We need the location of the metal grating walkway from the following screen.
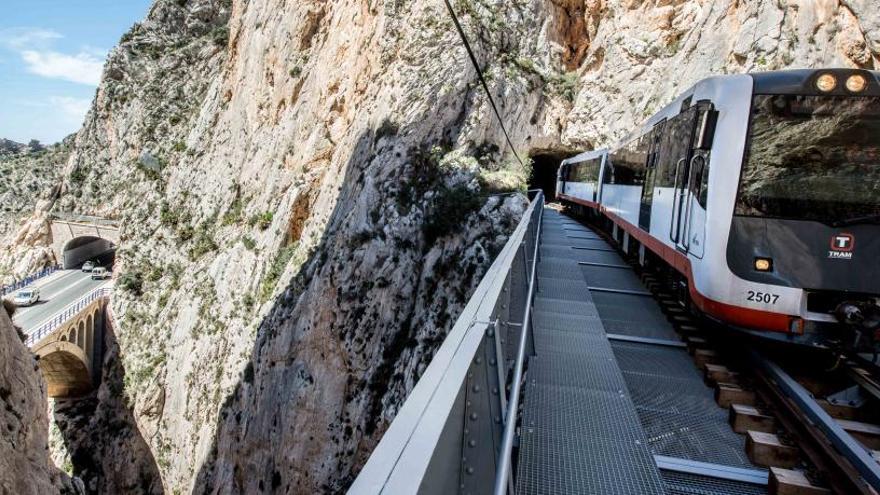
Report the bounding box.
[516,209,666,495]
[516,208,767,495]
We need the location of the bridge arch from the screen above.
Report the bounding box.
[61,235,116,269]
[34,342,92,397]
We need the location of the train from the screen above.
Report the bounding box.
[556,69,880,351]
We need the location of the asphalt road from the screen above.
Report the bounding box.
[11,270,107,333]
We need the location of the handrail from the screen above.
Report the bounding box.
[350,191,544,494]
[25,284,113,347]
[50,212,119,226]
[494,191,543,495]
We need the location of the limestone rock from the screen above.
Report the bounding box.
[0,306,79,494]
[0,0,876,493]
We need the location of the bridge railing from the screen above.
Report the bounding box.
[1,265,61,297]
[25,285,113,347]
[50,212,119,227]
[350,191,544,495]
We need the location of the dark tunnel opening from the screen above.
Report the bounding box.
[529,152,570,202]
[62,236,117,270]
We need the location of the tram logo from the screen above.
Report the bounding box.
[828,233,854,259]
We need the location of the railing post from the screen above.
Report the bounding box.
[460,324,506,494]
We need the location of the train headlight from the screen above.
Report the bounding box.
[816,73,837,92]
[846,74,868,93]
[754,257,773,272]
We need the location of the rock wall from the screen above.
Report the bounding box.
[0,139,67,284]
[51,320,164,495]
[0,303,79,494]
[1,0,877,493]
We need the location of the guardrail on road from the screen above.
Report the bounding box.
[25,285,113,347]
[1,265,61,296]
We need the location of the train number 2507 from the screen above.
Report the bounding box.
[747,290,779,304]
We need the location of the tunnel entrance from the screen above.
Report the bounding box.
[62,236,116,270]
[529,152,569,202]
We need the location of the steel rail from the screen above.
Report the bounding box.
[493,192,543,495]
[751,350,880,492]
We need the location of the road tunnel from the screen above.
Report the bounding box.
[528,152,569,202]
[62,236,116,269]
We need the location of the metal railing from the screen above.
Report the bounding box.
[494,192,542,495]
[50,212,119,227]
[1,265,61,296]
[350,190,544,495]
[25,285,113,347]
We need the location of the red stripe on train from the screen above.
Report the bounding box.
[558,196,800,334]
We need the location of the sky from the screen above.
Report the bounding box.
[0,0,153,144]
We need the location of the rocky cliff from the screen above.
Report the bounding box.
[0,303,80,494]
[1,0,878,493]
[0,138,67,284]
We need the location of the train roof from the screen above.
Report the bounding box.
[614,68,880,148]
[750,68,880,94]
[560,148,608,165]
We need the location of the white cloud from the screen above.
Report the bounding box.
[49,96,92,123]
[0,27,106,86]
[0,28,62,50]
[21,50,104,85]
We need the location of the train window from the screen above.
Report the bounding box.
[737,94,880,224]
[568,157,601,183]
[691,155,709,207]
[654,107,698,188]
[608,137,648,185]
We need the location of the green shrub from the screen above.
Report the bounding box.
[211,26,229,46]
[243,362,254,383]
[118,271,144,296]
[70,167,87,184]
[242,236,256,250]
[223,204,241,226]
[178,224,195,241]
[260,245,297,301]
[249,211,273,230]
[423,185,482,244]
[189,229,218,259]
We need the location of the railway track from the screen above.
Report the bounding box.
[563,205,880,495]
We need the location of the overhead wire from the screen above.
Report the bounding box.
[442,0,525,167]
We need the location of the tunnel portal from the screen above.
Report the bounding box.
[62,236,116,269]
[528,152,570,202]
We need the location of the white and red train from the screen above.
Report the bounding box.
[557,69,880,349]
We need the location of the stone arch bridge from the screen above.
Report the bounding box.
[49,213,120,269]
[27,287,110,397]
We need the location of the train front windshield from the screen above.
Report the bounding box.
[736,94,880,225]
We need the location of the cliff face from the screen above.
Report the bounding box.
[0,139,67,284]
[1,0,877,493]
[0,304,80,494]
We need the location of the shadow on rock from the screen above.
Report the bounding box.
[53,322,164,495]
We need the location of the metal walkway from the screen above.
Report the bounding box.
[351,197,768,495]
[516,209,666,495]
[517,208,767,495]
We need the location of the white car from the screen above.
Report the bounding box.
[91,267,111,280]
[13,288,40,306]
[82,261,96,272]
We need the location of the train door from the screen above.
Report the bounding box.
[681,104,717,257]
[673,102,717,254]
[668,107,701,250]
[639,125,664,230]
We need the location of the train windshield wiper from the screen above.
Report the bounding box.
[831,213,880,227]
